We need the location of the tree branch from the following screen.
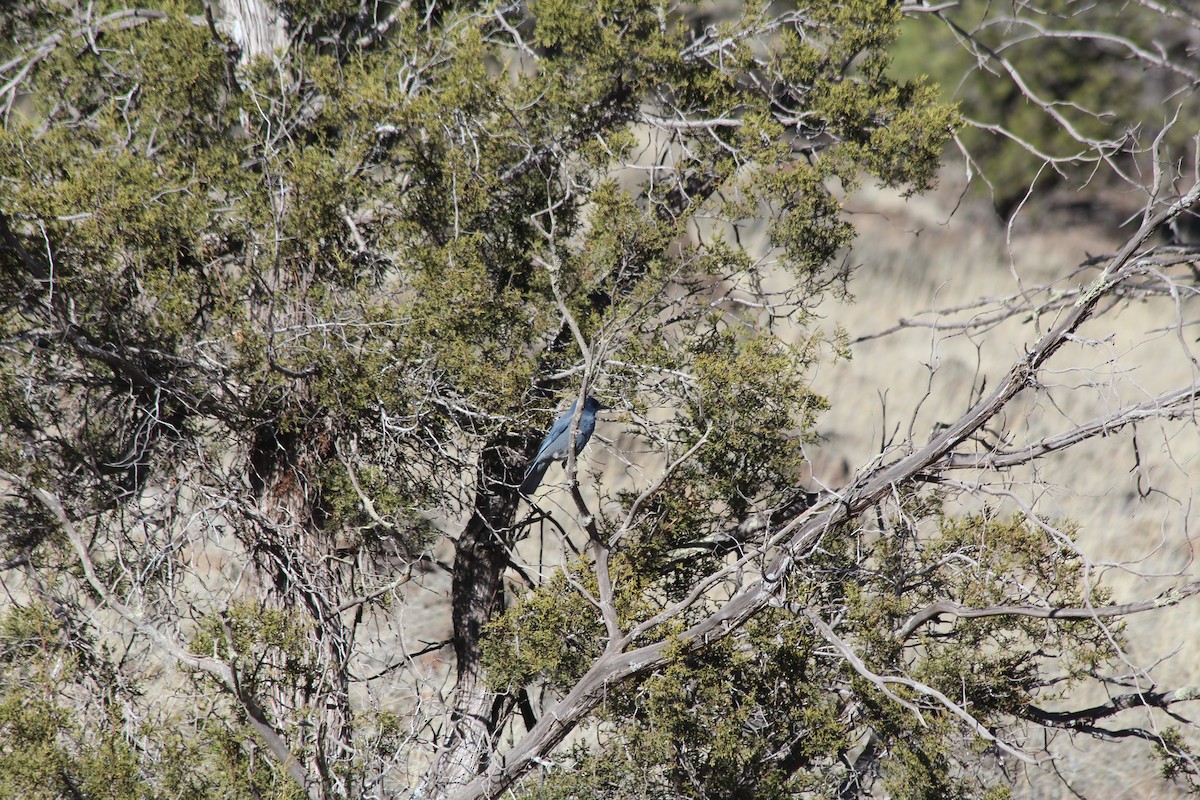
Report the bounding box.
[937,385,1200,471]
[1026,686,1200,728]
[804,609,1039,765]
[898,580,1200,641]
[0,9,170,115]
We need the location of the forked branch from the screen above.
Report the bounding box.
[898,580,1200,640]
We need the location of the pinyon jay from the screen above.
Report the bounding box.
[519,396,602,496]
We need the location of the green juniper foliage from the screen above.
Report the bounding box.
[493,509,1124,800]
[18,0,1187,798]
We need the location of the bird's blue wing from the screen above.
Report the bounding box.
[521,398,597,496]
[533,399,577,462]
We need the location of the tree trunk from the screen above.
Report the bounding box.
[423,440,523,798]
[247,421,355,800]
[216,0,288,61]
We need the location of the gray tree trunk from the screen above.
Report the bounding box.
[422,442,524,798]
[216,0,288,61]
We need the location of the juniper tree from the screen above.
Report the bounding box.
[1,2,1199,800]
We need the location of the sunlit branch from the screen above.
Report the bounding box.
[0,9,170,115]
[938,384,1200,471]
[898,580,1200,640]
[805,609,1039,765]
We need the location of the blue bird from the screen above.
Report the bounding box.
[519,396,602,496]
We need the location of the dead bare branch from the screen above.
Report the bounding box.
[939,384,1200,471]
[898,580,1200,641]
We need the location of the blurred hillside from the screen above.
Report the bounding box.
[892,0,1200,223]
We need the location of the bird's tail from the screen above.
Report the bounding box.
[519,459,551,496]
